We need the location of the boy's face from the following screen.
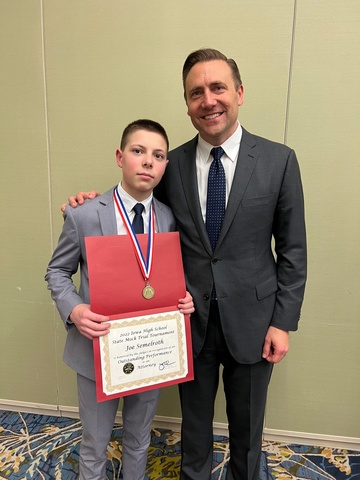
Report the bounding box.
[116,130,169,201]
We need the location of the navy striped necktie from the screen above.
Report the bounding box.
[206,147,226,251]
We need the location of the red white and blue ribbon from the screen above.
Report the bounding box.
[113,186,154,283]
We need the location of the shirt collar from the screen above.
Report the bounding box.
[198,122,243,163]
[117,183,153,213]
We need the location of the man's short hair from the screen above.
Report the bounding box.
[182,48,242,98]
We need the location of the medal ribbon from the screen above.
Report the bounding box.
[113,187,154,283]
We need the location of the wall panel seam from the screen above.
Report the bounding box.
[40,0,53,250]
[40,0,61,408]
[284,0,297,146]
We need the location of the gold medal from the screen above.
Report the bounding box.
[142,282,155,299]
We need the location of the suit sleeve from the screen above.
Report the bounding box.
[271,149,307,331]
[45,207,85,328]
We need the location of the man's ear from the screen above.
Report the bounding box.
[237,85,245,107]
[116,149,123,168]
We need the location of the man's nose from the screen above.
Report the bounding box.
[202,90,216,108]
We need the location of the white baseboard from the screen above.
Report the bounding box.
[1,399,359,452]
[0,399,60,416]
[263,428,360,451]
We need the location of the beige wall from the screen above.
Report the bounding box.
[1,0,359,439]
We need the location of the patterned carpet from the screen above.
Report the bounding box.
[0,410,359,479]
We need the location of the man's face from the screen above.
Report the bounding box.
[116,130,168,201]
[185,60,244,146]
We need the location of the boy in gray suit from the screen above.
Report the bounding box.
[46,119,194,480]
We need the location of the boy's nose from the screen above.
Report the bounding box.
[143,155,153,167]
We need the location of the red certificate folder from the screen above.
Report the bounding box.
[85,232,193,401]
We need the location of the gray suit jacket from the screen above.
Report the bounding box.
[45,187,176,380]
[155,128,307,364]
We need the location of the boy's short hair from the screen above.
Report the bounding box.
[120,119,169,152]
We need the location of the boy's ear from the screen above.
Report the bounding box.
[116,149,123,168]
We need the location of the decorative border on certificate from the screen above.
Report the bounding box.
[99,310,188,397]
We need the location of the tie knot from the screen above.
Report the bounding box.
[210,147,224,163]
[133,203,144,215]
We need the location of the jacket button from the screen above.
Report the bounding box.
[212,258,218,264]
[203,293,210,301]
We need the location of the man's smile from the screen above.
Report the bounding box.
[202,112,223,120]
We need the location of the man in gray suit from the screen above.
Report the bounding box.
[155,49,306,480]
[46,119,194,480]
[65,48,307,480]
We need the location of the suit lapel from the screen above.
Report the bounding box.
[98,189,171,236]
[217,128,258,246]
[178,131,259,252]
[178,137,213,253]
[97,188,117,236]
[177,132,259,253]
[153,198,168,232]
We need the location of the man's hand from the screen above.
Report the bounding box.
[262,326,289,364]
[61,191,100,214]
[70,303,110,340]
[178,291,195,315]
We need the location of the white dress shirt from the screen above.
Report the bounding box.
[114,183,153,234]
[196,123,243,221]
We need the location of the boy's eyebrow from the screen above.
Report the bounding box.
[130,143,166,154]
[128,143,148,151]
[153,149,167,156]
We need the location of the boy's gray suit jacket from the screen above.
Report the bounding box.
[45,187,176,380]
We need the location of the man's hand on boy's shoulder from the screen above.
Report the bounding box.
[69,303,110,340]
[61,191,101,215]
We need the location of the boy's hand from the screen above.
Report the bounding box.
[70,304,110,340]
[61,191,100,214]
[178,291,195,315]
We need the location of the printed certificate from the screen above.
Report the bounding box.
[94,310,191,400]
[86,232,194,401]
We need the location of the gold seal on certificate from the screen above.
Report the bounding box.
[142,283,155,299]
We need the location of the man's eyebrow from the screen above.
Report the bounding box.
[210,81,227,88]
[188,85,203,95]
[188,81,226,94]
